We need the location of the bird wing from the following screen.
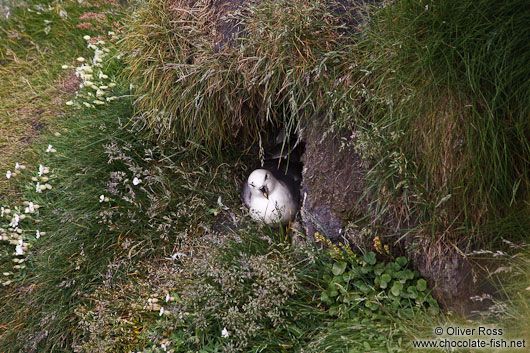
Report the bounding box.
[241,178,252,208]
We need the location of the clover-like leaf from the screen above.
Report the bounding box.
[396,256,408,267]
[362,252,377,265]
[391,282,403,296]
[416,279,427,292]
[407,285,418,299]
[332,261,347,276]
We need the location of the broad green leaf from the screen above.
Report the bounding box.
[416,279,427,292]
[391,282,403,296]
[320,290,329,303]
[396,256,408,267]
[363,252,377,265]
[332,261,348,276]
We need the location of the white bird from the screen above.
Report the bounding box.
[242,166,300,225]
[241,128,303,225]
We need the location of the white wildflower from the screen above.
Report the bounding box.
[1,207,4,217]
[170,252,186,260]
[38,164,44,176]
[221,328,229,338]
[132,177,141,185]
[76,57,85,62]
[46,144,56,153]
[99,195,105,203]
[83,35,91,41]
[93,100,105,105]
[15,239,24,255]
[9,214,19,228]
[65,100,74,106]
[83,102,91,108]
[36,182,42,193]
[159,306,164,316]
[61,64,69,69]
[36,230,40,239]
[59,9,67,18]
[108,82,116,88]
[6,170,11,179]
[217,196,229,210]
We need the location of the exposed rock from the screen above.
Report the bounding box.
[300,119,368,243]
[409,238,497,315]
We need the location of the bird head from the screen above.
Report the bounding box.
[247,169,275,199]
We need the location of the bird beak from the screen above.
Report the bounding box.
[260,186,269,199]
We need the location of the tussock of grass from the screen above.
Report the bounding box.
[122,0,359,153]
[344,0,530,241]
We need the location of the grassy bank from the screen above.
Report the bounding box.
[0,0,528,352]
[0,0,121,200]
[123,0,530,246]
[0,15,440,350]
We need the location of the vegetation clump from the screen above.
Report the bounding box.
[124,0,530,245]
[0,0,529,352]
[122,0,357,151]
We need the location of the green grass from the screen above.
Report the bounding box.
[340,0,530,243]
[489,246,530,342]
[0,0,121,200]
[121,0,356,154]
[0,74,243,351]
[1,0,529,352]
[123,0,530,247]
